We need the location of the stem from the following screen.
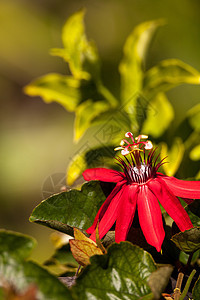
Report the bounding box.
[180,270,196,300]
[98,83,118,107]
[174,272,184,300]
[186,252,194,269]
[75,265,81,277]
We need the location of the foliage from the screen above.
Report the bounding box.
[1,10,200,300]
[24,10,200,186]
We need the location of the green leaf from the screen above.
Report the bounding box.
[141,93,174,138]
[0,255,72,300]
[185,200,200,227]
[30,181,106,234]
[160,137,185,176]
[190,144,200,161]
[148,266,173,300]
[46,244,78,267]
[24,74,80,112]
[119,19,165,103]
[67,146,115,186]
[179,249,200,265]
[143,59,200,100]
[72,242,157,300]
[192,277,200,300]
[51,10,100,81]
[74,99,110,141]
[0,229,36,260]
[171,227,200,253]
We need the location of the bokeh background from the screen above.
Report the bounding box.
[1,0,200,262]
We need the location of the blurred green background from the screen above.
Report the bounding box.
[1,0,200,262]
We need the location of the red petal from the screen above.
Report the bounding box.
[115,184,138,242]
[160,175,200,199]
[148,178,193,232]
[83,168,124,182]
[89,185,126,241]
[137,185,165,252]
[86,181,125,234]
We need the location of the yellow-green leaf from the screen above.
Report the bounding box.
[69,228,103,266]
[51,10,100,81]
[119,19,165,103]
[143,59,200,99]
[160,137,185,176]
[74,228,93,243]
[141,93,174,138]
[190,144,200,161]
[74,99,110,141]
[24,73,80,112]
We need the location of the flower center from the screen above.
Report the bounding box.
[128,163,153,184]
[115,132,166,184]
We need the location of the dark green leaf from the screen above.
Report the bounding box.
[30,181,106,234]
[143,59,200,100]
[186,200,200,227]
[0,229,36,260]
[72,242,157,300]
[171,227,200,253]
[148,266,173,300]
[0,254,72,300]
[24,74,80,112]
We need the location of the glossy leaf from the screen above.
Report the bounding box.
[69,228,103,266]
[141,93,174,138]
[30,181,106,234]
[51,10,100,81]
[72,242,157,300]
[160,137,185,176]
[171,227,200,253]
[24,74,80,112]
[119,19,165,102]
[0,230,36,260]
[143,59,200,100]
[0,255,72,300]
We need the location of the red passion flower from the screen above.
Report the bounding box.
[82,132,200,252]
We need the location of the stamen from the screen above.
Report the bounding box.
[114,132,153,157]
